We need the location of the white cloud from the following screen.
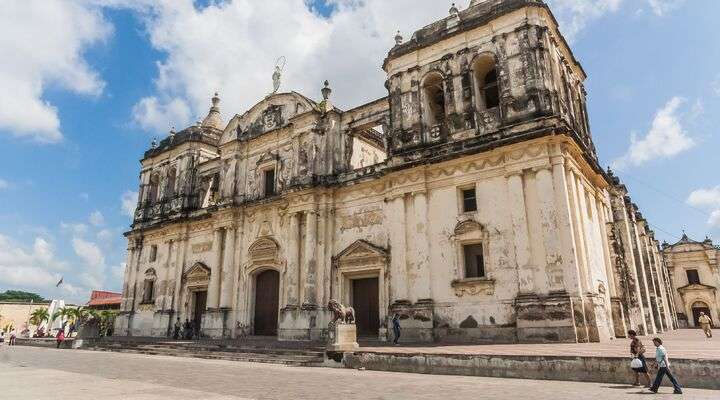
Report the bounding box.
[121,190,139,218]
[712,75,720,97]
[0,235,67,290]
[0,0,112,143]
[89,210,105,227]
[612,97,695,168]
[72,237,105,267]
[0,179,8,190]
[687,186,720,227]
[647,0,686,16]
[547,0,624,41]
[60,222,89,236]
[97,228,114,243]
[132,96,192,134]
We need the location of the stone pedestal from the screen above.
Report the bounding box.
[278,306,330,341]
[152,310,172,337]
[515,293,579,343]
[389,299,435,342]
[326,323,359,352]
[201,309,225,338]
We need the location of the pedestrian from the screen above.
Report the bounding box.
[9,329,16,346]
[0,331,4,345]
[648,338,682,394]
[173,318,181,340]
[628,330,651,387]
[698,312,713,338]
[55,329,65,349]
[392,314,401,345]
[183,319,193,340]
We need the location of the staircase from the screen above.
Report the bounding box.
[83,337,326,367]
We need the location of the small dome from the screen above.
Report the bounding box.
[201,92,224,130]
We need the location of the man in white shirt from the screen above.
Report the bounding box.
[649,337,683,394]
[698,312,713,338]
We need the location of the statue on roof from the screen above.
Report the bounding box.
[272,56,286,94]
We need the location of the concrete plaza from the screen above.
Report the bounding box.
[1,345,717,399]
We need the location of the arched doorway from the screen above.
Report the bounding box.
[691,301,711,327]
[254,269,280,336]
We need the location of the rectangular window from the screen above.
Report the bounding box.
[686,269,700,285]
[463,244,485,278]
[264,169,276,197]
[462,188,477,212]
[149,245,158,262]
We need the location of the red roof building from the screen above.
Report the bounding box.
[87,290,122,310]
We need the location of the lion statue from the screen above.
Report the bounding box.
[328,299,355,326]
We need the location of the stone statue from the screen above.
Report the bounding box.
[328,299,355,326]
[272,56,286,94]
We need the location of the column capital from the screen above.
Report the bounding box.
[505,169,524,178]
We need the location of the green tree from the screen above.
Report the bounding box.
[29,308,50,327]
[0,290,47,302]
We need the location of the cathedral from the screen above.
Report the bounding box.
[115,0,678,343]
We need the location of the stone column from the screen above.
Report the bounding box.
[303,211,318,307]
[285,213,300,307]
[550,158,581,295]
[507,171,534,294]
[388,195,408,303]
[207,228,224,309]
[316,207,328,307]
[533,167,556,293]
[410,191,431,301]
[220,226,236,309]
[121,247,135,311]
[631,223,657,334]
[172,234,187,314]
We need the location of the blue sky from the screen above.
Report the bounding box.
[0,0,718,303]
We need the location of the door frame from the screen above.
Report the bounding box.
[351,276,381,336]
[333,240,388,339]
[251,267,281,336]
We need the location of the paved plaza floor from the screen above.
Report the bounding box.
[361,329,719,359]
[1,345,717,399]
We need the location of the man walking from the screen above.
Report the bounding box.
[698,312,713,338]
[392,314,401,345]
[649,338,682,394]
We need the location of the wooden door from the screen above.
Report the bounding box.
[193,291,207,336]
[254,270,280,336]
[352,278,379,337]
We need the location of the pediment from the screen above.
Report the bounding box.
[183,262,210,281]
[678,283,716,293]
[336,240,388,263]
[248,237,279,262]
[454,219,484,236]
[220,92,317,145]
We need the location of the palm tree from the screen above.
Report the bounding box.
[64,306,89,336]
[29,308,50,331]
[98,310,117,337]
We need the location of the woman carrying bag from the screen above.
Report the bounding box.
[628,330,651,387]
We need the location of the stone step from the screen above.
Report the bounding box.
[91,343,325,357]
[84,345,325,367]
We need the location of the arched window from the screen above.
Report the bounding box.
[141,268,157,304]
[422,73,446,126]
[147,173,160,203]
[166,168,177,199]
[473,56,500,110]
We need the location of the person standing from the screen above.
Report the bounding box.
[0,331,4,345]
[698,312,713,338]
[173,318,181,340]
[9,329,17,346]
[392,314,401,345]
[628,330,651,387]
[55,329,65,349]
[649,338,682,394]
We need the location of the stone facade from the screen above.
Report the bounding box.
[662,235,719,328]
[115,0,676,343]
